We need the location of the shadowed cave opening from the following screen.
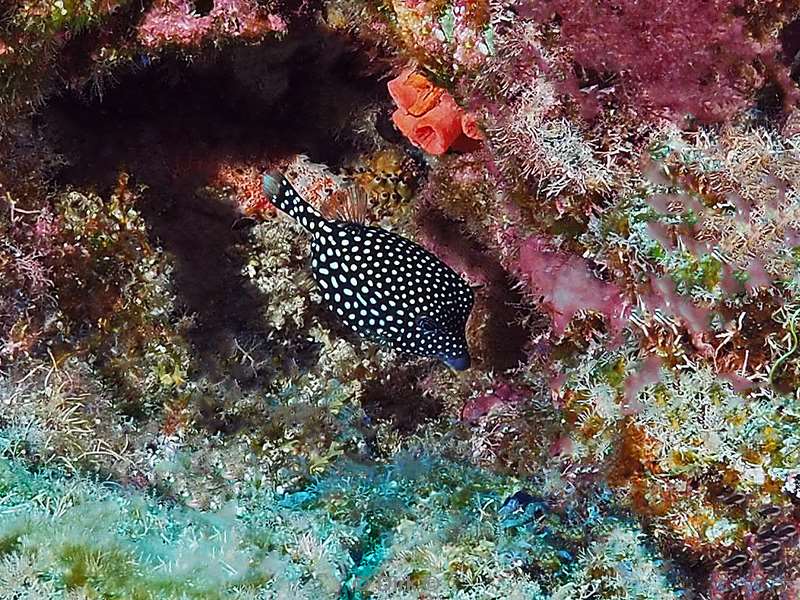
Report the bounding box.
[41,27,387,391]
[415,208,533,372]
[38,23,532,436]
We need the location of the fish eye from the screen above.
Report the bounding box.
[416,315,438,333]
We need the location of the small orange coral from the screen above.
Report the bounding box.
[387,68,484,155]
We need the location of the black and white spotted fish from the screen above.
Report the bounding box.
[262,171,474,370]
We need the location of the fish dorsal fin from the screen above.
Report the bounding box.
[336,186,371,224]
[319,185,371,224]
[262,171,329,233]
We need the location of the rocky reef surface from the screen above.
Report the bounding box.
[3,0,800,597]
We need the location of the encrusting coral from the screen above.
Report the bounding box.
[3,0,800,598]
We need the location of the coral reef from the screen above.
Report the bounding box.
[3,0,800,598]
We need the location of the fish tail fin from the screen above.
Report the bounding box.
[262,171,328,232]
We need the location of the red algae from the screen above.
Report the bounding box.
[744,258,771,293]
[517,237,629,337]
[623,355,662,414]
[212,161,277,219]
[138,0,285,48]
[461,382,530,422]
[524,0,791,123]
[642,276,714,343]
[138,0,214,48]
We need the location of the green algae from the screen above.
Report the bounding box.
[0,436,686,599]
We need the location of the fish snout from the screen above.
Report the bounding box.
[442,353,471,371]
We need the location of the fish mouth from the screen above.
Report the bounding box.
[442,353,471,371]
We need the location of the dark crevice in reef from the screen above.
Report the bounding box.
[479,282,532,371]
[781,16,800,82]
[40,27,389,386]
[58,1,149,87]
[753,82,788,125]
[361,368,443,434]
[654,537,715,594]
[193,0,214,16]
[415,209,531,372]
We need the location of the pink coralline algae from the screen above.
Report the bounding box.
[138,0,211,48]
[517,237,629,337]
[387,68,485,155]
[461,382,530,422]
[525,0,793,123]
[138,0,286,49]
[744,258,771,293]
[641,275,715,356]
[623,355,662,414]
